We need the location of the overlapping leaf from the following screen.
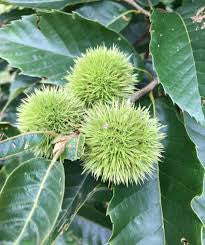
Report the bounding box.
[184,109,205,166]
[57,205,111,245]
[0,11,141,84]
[178,1,205,96]
[150,9,204,123]
[0,157,65,244]
[108,99,204,245]
[108,169,164,245]
[184,109,205,228]
[9,74,39,102]
[157,99,203,244]
[46,161,99,242]
[77,0,131,32]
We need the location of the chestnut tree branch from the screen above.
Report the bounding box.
[129,78,158,103]
[123,0,151,17]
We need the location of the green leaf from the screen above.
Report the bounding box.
[0,157,65,244]
[178,2,205,97]
[0,122,19,139]
[46,161,99,242]
[108,169,164,245]
[137,0,159,6]
[0,8,34,24]
[63,134,85,161]
[0,11,141,84]
[0,152,34,192]
[57,205,111,245]
[4,0,98,9]
[184,109,205,166]
[1,74,39,114]
[0,132,46,160]
[203,229,205,244]
[9,74,39,102]
[150,9,204,123]
[184,109,205,227]
[108,98,204,245]
[77,0,131,33]
[192,181,205,227]
[160,0,175,3]
[87,186,112,205]
[157,98,204,244]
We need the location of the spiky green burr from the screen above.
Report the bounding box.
[17,87,85,157]
[66,46,137,107]
[81,101,164,185]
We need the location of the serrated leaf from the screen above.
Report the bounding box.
[108,169,164,245]
[77,1,131,33]
[184,109,205,166]
[157,99,204,244]
[46,161,99,242]
[4,0,98,9]
[192,181,205,227]
[184,109,205,228]
[178,2,205,97]
[108,98,204,245]
[0,157,65,244]
[0,11,141,84]
[150,9,204,123]
[0,132,47,160]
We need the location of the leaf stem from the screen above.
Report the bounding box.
[123,0,150,17]
[149,91,156,116]
[129,78,158,103]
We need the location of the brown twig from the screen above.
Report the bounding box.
[123,0,150,17]
[129,78,158,103]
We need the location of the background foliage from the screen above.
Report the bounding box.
[0,0,205,244]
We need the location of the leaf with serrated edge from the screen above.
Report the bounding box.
[184,109,205,166]
[157,99,203,244]
[184,109,205,228]
[0,157,65,244]
[108,98,204,245]
[108,168,164,245]
[0,11,141,84]
[178,1,205,97]
[150,9,204,123]
[76,0,131,33]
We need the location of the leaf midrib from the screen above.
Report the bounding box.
[13,158,55,245]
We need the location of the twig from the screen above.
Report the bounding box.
[129,78,158,103]
[123,0,150,17]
